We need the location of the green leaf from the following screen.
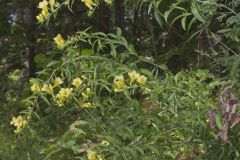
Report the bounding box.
[110,43,117,58]
[148,2,153,15]
[140,69,153,77]
[61,140,76,149]
[154,9,163,28]
[191,2,206,23]
[181,16,187,30]
[164,9,172,22]
[81,49,94,55]
[216,113,223,129]
[105,136,122,147]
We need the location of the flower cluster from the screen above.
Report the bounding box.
[84,140,109,160]
[113,70,148,93]
[10,115,27,134]
[36,0,59,22]
[36,0,48,22]
[31,76,94,108]
[87,150,104,160]
[81,87,93,108]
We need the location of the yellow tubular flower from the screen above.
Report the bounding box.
[86,87,91,94]
[49,0,55,9]
[36,14,44,22]
[82,92,88,98]
[83,102,92,108]
[97,155,104,160]
[38,0,49,16]
[14,127,22,134]
[65,88,73,96]
[38,0,48,9]
[128,70,140,85]
[87,150,97,160]
[31,83,41,93]
[81,0,96,10]
[72,77,83,89]
[137,75,147,85]
[10,116,21,127]
[41,84,53,95]
[56,93,65,101]
[37,0,49,23]
[56,88,73,101]
[53,77,63,88]
[41,8,49,17]
[53,34,65,47]
[113,75,126,92]
[10,116,27,134]
[101,140,110,146]
[114,75,124,83]
[115,80,125,88]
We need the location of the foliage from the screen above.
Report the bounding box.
[1,0,240,160]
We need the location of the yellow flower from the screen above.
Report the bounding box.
[42,7,49,16]
[60,88,73,98]
[82,87,91,98]
[56,88,73,100]
[53,77,63,88]
[83,102,92,108]
[31,83,41,93]
[87,150,97,160]
[41,84,53,95]
[36,14,44,22]
[14,127,22,134]
[72,77,83,89]
[113,75,126,92]
[86,87,91,94]
[38,0,48,10]
[39,0,49,16]
[137,75,147,85]
[81,0,96,10]
[53,34,65,47]
[128,70,140,85]
[37,0,49,22]
[97,155,104,160]
[82,92,88,98]
[114,75,124,82]
[10,116,27,134]
[56,92,65,101]
[56,100,64,107]
[101,140,109,146]
[49,0,55,9]
[10,116,22,127]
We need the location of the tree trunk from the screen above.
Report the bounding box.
[24,1,36,78]
[114,0,125,33]
[98,3,111,33]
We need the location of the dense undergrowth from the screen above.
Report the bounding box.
[1,0,240,160]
